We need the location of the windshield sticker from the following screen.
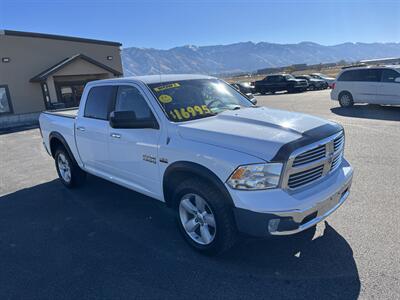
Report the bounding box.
[158,94,173,104]
[154,83,180,92]
[168,105,212,120]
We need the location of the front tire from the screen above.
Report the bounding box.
[339,92,354,108]
[55,147,86,188]
[173,178,237,255]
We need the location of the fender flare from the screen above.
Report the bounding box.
[163,161,234,207]
[49,131,79,165]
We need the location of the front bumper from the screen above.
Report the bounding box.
[231,160,353,237]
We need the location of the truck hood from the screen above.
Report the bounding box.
[177,107,342,161]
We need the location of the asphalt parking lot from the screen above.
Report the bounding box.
[0,89,399,299]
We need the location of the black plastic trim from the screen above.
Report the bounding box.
[48,132,78,165]
[163,161,234,207]
[271,123,343,162]
[233,207,299,237]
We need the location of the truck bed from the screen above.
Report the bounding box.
[39,108,81,163]
[43,108,78,118]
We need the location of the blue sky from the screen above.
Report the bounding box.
[0,0,399,49]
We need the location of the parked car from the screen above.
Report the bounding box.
[230,82,257,105]
[309,73,336,88]
[295,75,328,90]
[230,82,255,94]
[254,74,308,94]
[39,74,353,255]
[331,65,400,107]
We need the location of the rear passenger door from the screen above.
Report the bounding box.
[352,69,381,103]
[377,69,400,104]
[107,84,162,198]
[75,85,116,174]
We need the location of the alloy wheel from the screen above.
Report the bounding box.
[179,193,216,245]
[57,153,71,183]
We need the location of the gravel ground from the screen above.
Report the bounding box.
[0,89,399,299]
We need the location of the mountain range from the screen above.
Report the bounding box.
[122,41,400,76]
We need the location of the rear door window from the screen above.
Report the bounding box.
[338,69,382,82]
[84,86,116,120]
[359,69,382,82]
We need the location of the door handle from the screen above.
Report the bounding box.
[110,133,121,139]
[76,126,85,132]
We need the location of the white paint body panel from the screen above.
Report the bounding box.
[40,74,352,219]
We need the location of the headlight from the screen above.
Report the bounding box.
[227,163,283,190]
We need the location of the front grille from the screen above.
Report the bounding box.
[330,154,342,171]
[334,134,344,152]
[288,164,324,189]
[283,131,344,189]
[292,144,326,167]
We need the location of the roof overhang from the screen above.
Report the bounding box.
[30,54,123,82]
[1,29,122,47]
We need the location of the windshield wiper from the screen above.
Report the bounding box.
[225,104,241,110]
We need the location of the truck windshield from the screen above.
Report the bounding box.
[148,79,253,122]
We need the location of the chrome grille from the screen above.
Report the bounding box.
[292,144,326,167]
[330,154,342,171]
[282,131,344,189]
[288,164,324,189]
[333,134,344,152]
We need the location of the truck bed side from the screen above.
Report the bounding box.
[39,109,82,166]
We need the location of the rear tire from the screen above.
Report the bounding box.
[55,147,86,188]
[339,92,354,108]
[173,178,237,255]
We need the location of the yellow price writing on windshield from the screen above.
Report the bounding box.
[169,105,212,120]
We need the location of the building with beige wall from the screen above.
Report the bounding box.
[0,30,123,128]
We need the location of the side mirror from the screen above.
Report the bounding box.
[395,77,400,83]
[246,93,257,105]
[109,111,158,129]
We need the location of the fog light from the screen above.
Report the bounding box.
[268,218,280,233]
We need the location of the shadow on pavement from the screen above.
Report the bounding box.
[0,176,360,299]
[331,105,400,121]
[0,124,39,135]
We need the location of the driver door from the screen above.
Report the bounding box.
[107,84,162,198]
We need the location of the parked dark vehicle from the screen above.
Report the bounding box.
[295,75,328,90]
[230,82,257,105]
[230,82,255,94]
[253,74,308,94]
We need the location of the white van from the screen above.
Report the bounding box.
[331,66,400,107]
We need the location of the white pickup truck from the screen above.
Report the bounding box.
[39,74,353,255]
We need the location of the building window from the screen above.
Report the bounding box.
[2,57,10,63]
[41,83,52,109]
[107,56,113,60]
[0,85,13,114]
